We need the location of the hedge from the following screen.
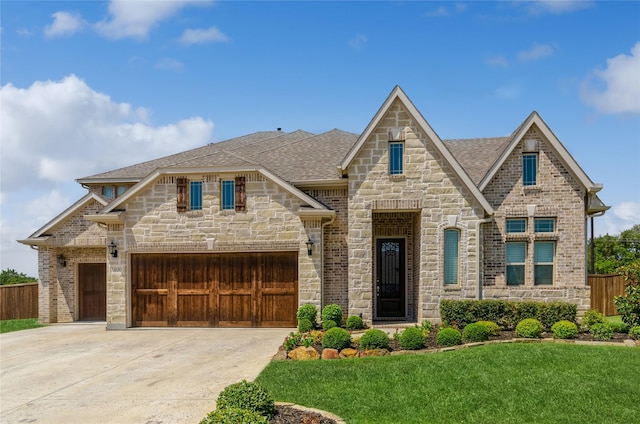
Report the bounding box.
[440,299,577,329]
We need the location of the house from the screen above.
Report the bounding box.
[19,86,609,329]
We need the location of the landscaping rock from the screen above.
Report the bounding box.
[288,346,320,360]
[339,348,359,359]
[322,348,340,360]
[361,348,388,357]
[272,346,288,361]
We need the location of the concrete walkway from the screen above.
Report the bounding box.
[0,323,291,424]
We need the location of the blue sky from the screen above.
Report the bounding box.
[1,0,639,276]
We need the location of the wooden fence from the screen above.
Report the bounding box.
[0,282,38,320]
[588,274,626,316]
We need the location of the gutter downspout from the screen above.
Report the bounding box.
[477,217,494,300]
[320,214,336,309]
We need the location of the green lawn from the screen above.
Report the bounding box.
[0,318,44,334]
[257,343,640,423]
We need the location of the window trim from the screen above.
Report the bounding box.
[389,142,404,176]
[443,228,460,285]
[221,180,235,210]
[534,218,555,233]
[523,153,538,186]
[506,218,527,233]
[506,242,526,286]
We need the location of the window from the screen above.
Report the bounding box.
[523,154,537,186]
[116,186,128,197]
[102,186,114,199]
[190,181,202,211]
[506,218,527,233]
[534,241,554,285]
[443,229,460,285]
[506,242,526,285]
[535,218,555,233]
[222,180,235,210]
[389,142,404,175]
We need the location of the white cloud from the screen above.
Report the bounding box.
[517,42,555,62]
[526,0,593,15]
[580,42,640,115]
[425,6,449,17]
[487,55,510,68]
[44,11,86,38]
[596,202,640,236]
[155,58,184,72]
[179,26,229,45]
[95,0,209,40]
[0,74,213,193]
[349,34,367,50]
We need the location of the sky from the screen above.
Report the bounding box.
[1,0,639,277]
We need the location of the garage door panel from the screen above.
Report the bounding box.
[261,293,297,327]
[219,294,252,327]
[135,293,168,326]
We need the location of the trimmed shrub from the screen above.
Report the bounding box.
[417,320,433,335]
[614,284,640,328]
[515,318,543,338]
[582,309,606,329]
[436,327,462,347]
[199,407,269,424]
[346,315,365,330]
[322,327,351,350]
[283,332,301,351]
[297,318,313,333]
[359,328,390,350]
[476,320,500,336]
[590,323,613,341]
[322,320,337,330]
[296,304,318,328]
[321,304,343,327]
[608,322,629,334]
[215,380,275,420]
[551,320,578,339]
[629,325,640,340]
[399,327,425,350]
[462,323,490,342]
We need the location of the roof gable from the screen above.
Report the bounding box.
[340,85,494,215]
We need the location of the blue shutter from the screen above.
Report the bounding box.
[190,181,202,210]
[222,180,235,210]
[444,229,459,285]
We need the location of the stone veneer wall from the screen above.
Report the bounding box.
[37,199,107,323]
[106,172,323,328]
[347,100,485,323]
[303,189,349,312]
[481,126,590,314]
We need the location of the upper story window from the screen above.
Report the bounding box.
[222,180,235,210]
[102,186,114,199]
[189,181,202,211]
[506,218,527,233]
[523,153,538,186]
[103,186,128,199]
[534,218,555,233]
[443,229,460,285]
[389,142,404,175]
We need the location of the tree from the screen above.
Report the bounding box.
[591,224,640,274]
[0,269,37,285]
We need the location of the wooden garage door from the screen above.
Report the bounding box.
[78,263,106,321]
[131,252,297,328]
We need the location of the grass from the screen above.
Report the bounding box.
[0,318,44,334]
[257,343,640,423]
[605,315,624,325]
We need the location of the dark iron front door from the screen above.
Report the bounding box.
[376,239,405,318]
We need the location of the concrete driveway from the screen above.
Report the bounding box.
[0,323,291,424]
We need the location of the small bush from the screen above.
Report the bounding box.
[551,320,578,339]
[614,284,640,328]
[475,320,500,336]
[462,323,490,342]
[399,327,425,350]
[308,330,323,345]
[582,309,606,329]
[283,332,301,351]
[296,304,318,328]
[322,327,351,350]
[321,304,343,327]
[589,323,613,341]
[297,318,313,333]
[629,325,640,340]
[346,315,365,330]
[515,318,543,338]
[608,322,629,334]
[436,327,462,347]
[199,407,269,424]
[322,320,337,330]
[215,380,275,420]
[359,329,390,350]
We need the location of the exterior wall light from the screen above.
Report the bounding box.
[305,237,314,256]
[108,241,118,258]
[57,254,66,267]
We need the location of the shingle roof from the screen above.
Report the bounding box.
[78,128,514,187]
